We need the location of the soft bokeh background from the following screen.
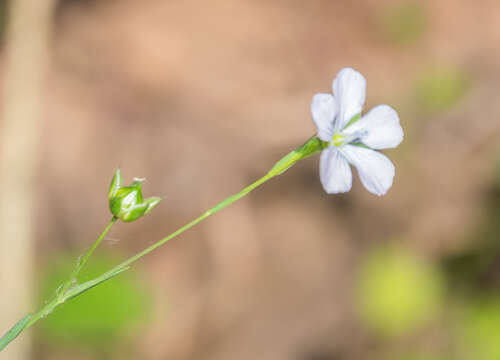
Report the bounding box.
[1,0,500,359]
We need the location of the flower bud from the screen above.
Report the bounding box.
[108,169,162,222]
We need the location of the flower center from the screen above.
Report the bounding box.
[331,133,345,147]
[330,130,367,148]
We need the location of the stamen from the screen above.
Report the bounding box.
[331,134,345,147]
[330,130,367,147]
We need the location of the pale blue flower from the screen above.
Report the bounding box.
[311,68,403,196]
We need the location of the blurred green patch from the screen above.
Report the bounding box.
[442,157,500,289]
[459,296,500,360]
[378,2,426,45]
[416,68,470,113]
[38,253,151,348]
[356,245,444,337]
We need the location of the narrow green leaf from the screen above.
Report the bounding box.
[62,266,130,302]
[0,314,32,352]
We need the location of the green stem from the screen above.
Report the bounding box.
[112,173,271,270]
[89,136,327,283]
[22,217,118,331]
[0,217,119,351]
[58,216,118,297]
[0,135,327,352]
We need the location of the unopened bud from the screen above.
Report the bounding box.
[108,169,162,222]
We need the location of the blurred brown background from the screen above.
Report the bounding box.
[1,0,500,359]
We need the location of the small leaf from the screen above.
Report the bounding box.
[62,266,130,302]
[0,314,32,352]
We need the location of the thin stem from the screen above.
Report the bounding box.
[58,216,118,297]
[76,136,327,289]
[0,135,327,352]
[25,217,118,330]
[24,299,57,330]
[22,173,274,333]
[110,173,273,274]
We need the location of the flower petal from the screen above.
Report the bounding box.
[339,145,395,196]
[344,104,403,149]
[311,93,337,141]
[333,67,366,131]
[319,147,352,194]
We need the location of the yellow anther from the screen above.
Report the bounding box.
[331,133,345,147]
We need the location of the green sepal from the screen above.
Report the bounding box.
[144,197,163,215]
[108,168,122,199]
[119,203,148,222]
[343,112,361,130]
[269,136,328,176]
[349,142,370,149]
